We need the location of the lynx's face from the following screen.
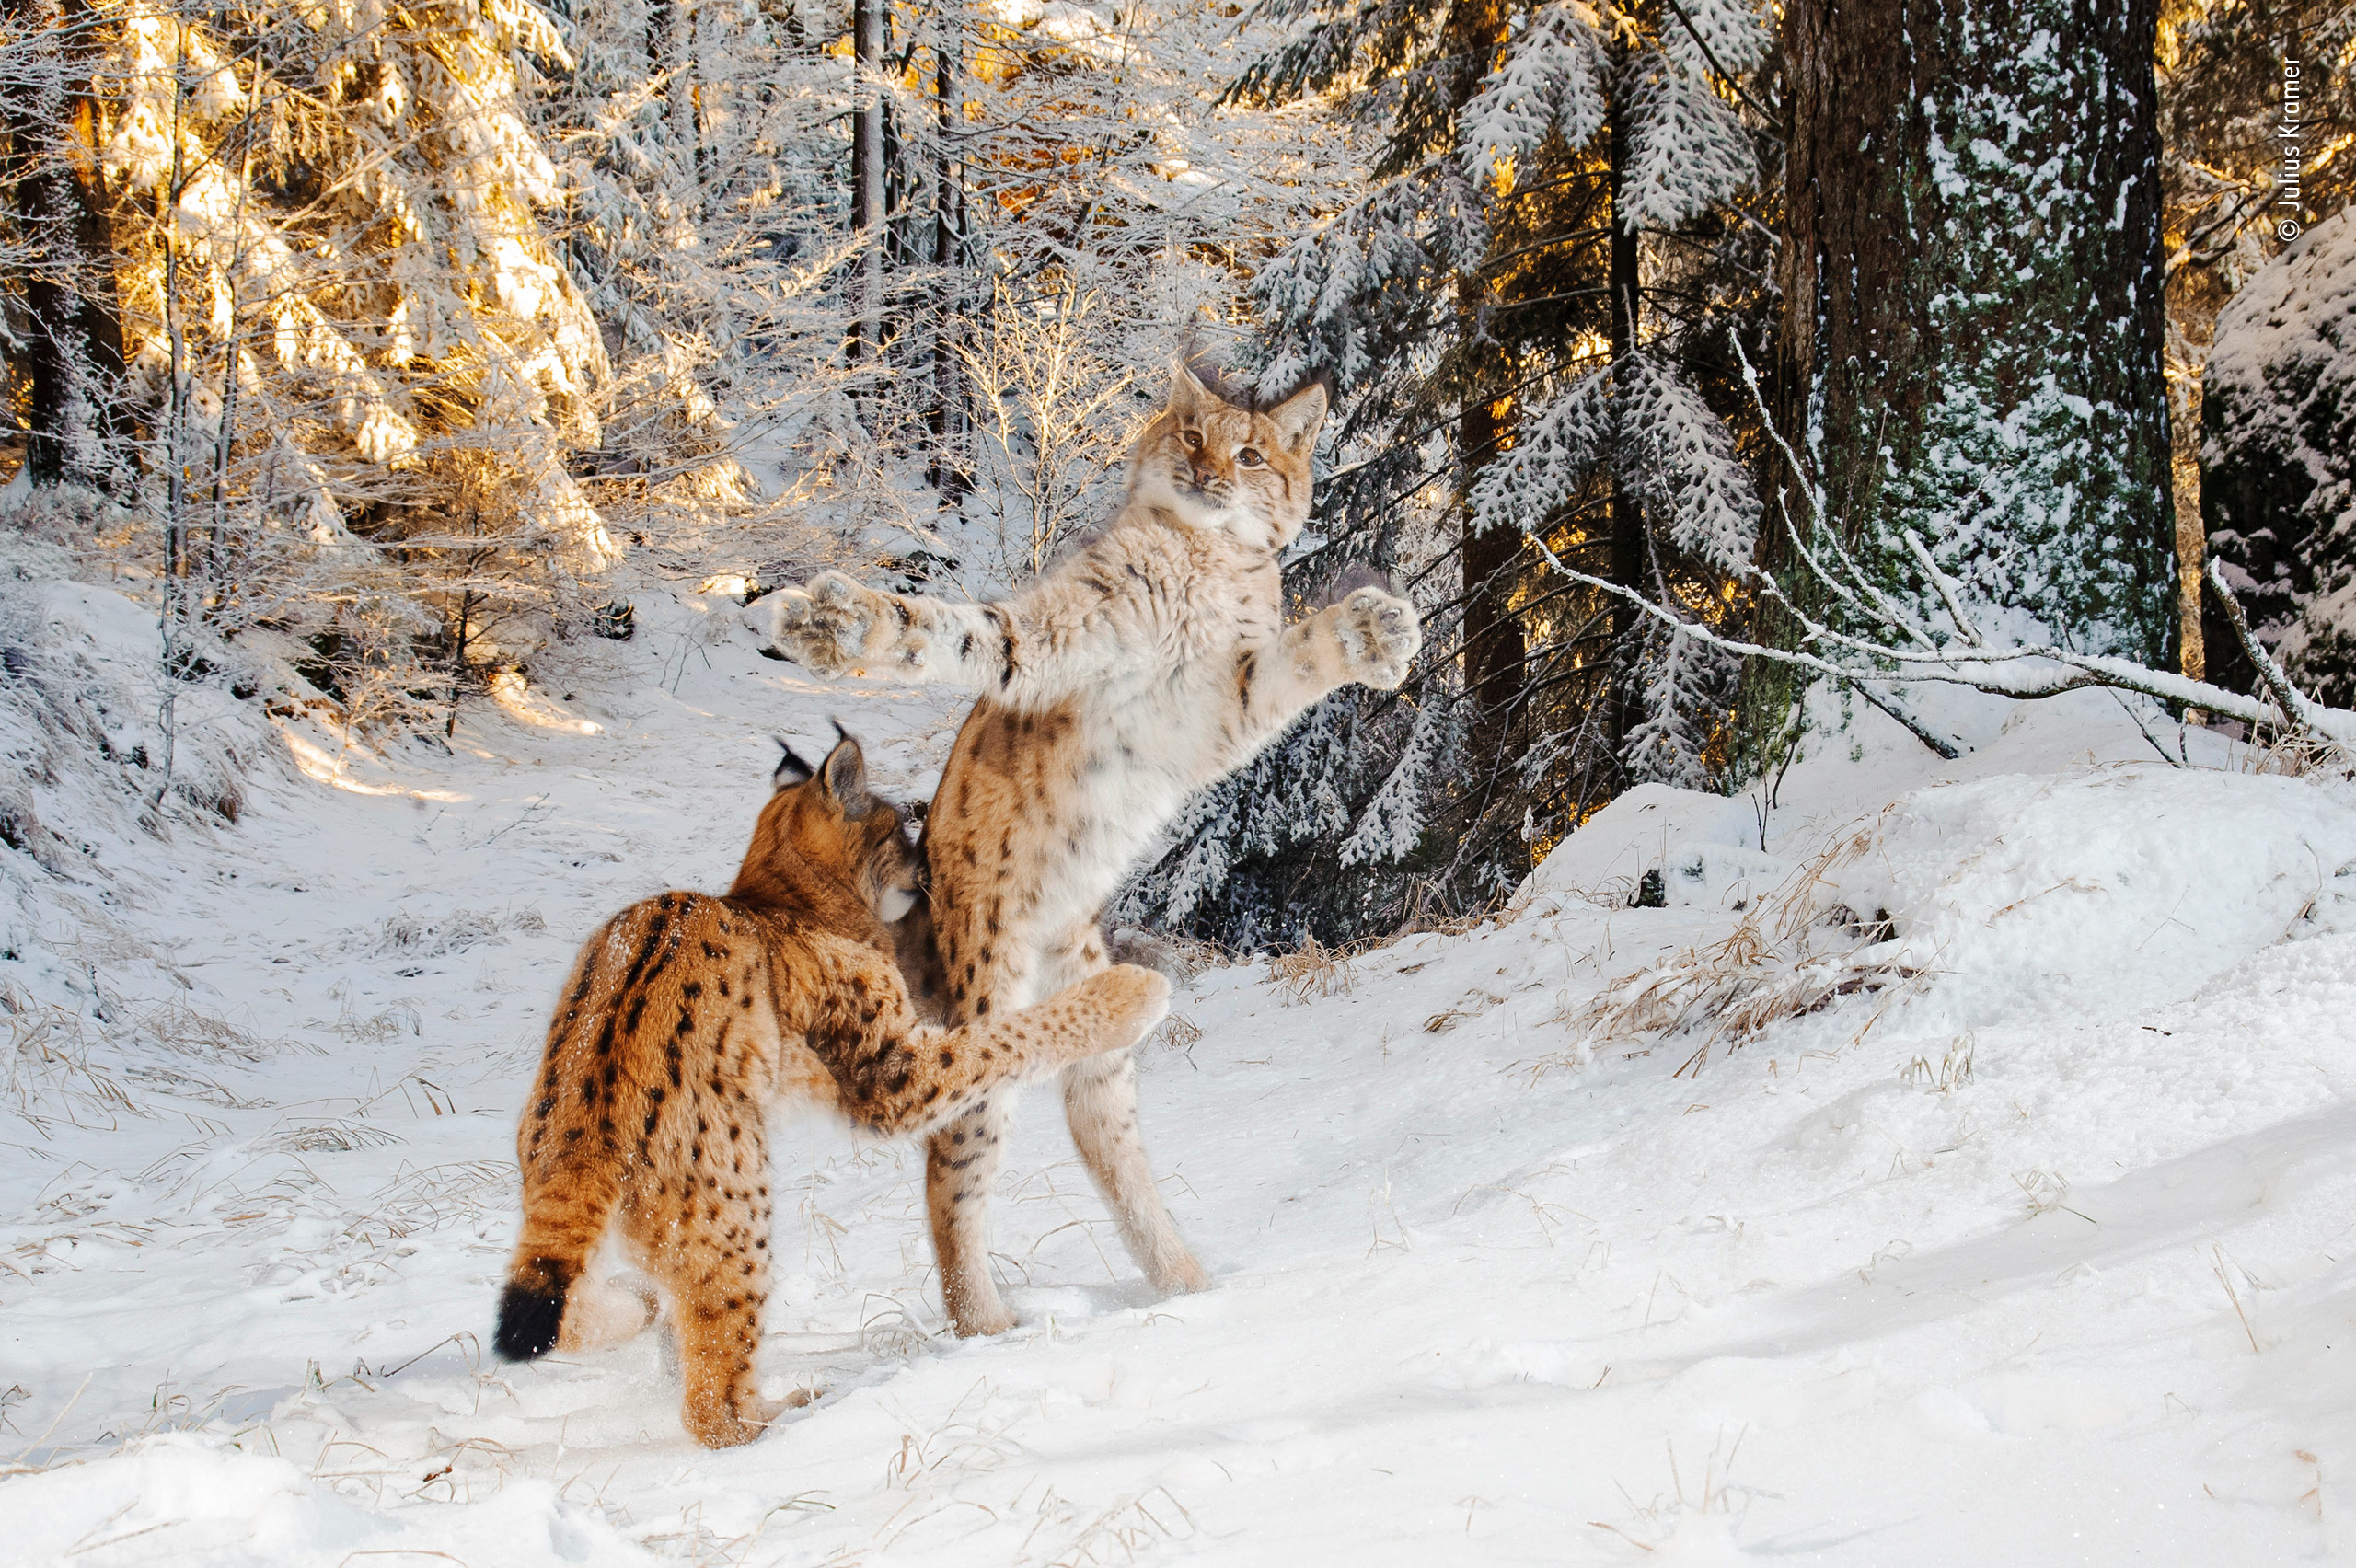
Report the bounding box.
[1129,366,1328,552]
[745,733,923,924]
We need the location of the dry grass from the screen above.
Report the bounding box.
[0,1000,138,1129]
[1545,816,1927,1076]
[345,1160,511,1255]
[2236,726,2354,780]
[1267,934,1360,1004]
[882,1381,1025,1492]
[1022,1484,1196,1567]
[1149,1013,1203,1057]
[0,972,320,1136]
[131,997,309,1062]
[254,1119,405,1156]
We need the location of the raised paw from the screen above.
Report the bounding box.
[1086,964,1172,1053]
[769,570,888,675]
[1334,587,1422,690]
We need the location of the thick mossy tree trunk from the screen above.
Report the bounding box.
[1777,0,2175,663]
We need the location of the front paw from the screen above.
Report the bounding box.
[769,571,884,674]
[1091,964,1172,1050]
[1334,588,1421,690]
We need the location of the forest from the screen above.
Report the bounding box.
[2,1,2356,1562]
[4,0,2348,945]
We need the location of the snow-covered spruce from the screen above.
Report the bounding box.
[1138,0,1776,944]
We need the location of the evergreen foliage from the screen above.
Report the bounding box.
[1119,0,1777,948]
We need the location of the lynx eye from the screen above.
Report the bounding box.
[1237,447,1265,467]
[1181,430,1203,450]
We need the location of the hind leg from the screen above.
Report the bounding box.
[641,1123,788,1447]
[557,1270,659,1354]
[1045,928,1207,1297]
[926,1091,1016,1336]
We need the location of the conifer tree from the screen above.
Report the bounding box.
[1119,0,1778,946]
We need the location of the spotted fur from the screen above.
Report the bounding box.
[771,365,1422,1335]
[492,733,1170,1445]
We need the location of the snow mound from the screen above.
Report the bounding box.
[1828,767,2356,1027]
[1526,782,1790,914]
[0,569,287,1002]
[4,1437,651,1567]
[1573,766,2356,1058]
[1525,782,1762,900]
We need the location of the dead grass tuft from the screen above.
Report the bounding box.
[0,1003,138,1127]
[1149,1013,1203,1056]
[254,1119,405,1155]
[1546,816,1927,1076]
[2237,726,2354,780]
[1267,934,1359,1003]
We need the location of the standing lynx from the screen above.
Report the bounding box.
[771,363,1421,1335]
[492,732,1171,1445]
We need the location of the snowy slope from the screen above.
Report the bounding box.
[3,585,2355,1565]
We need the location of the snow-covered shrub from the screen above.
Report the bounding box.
[2205,208,2356,708]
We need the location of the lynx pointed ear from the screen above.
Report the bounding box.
[818,728,872,815]
[773,738,817,790]
[1167,359,1210,417]
[1267,381,1328,453]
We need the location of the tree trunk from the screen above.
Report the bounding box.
[2,0,127,490]
[1605,88,1643,749]
[1778,0,2174,662]
[1449,0,1522,761]
[849,0,887,370]
[1460,386,1525,753]
[930,10,968,508]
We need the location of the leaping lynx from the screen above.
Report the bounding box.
[771,363,1421,1335]
[492,732,1171,1446]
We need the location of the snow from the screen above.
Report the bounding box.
[1526,781,1760,900]
[5,586,2356,1562]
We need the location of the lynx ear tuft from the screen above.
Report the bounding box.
[773,737,817,790]
[1266,381,1328,453]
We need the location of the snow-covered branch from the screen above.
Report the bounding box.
[1521,489,2356,750]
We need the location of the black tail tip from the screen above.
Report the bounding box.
[493,1280,567,1361]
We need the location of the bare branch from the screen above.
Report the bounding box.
[1519,536,2356,748]
[2205,559,2326,734]
[1902,528,1982,647]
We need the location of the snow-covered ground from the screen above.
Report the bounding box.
[5,577,2356,1566]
